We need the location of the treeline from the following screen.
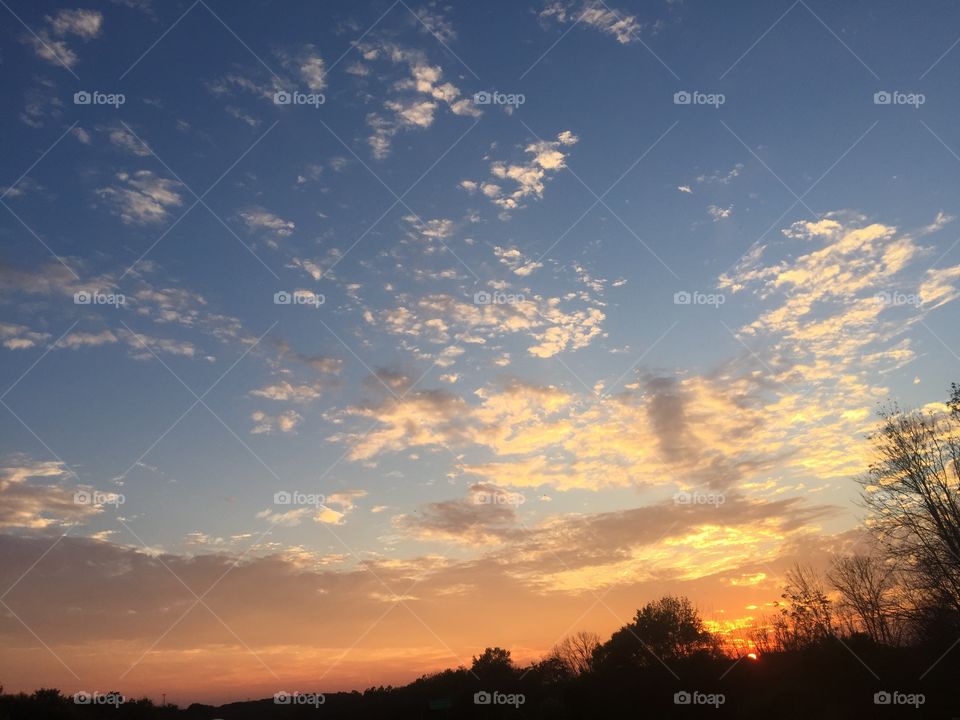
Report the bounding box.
[3,385,960,718]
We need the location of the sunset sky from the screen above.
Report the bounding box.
[2,0,960,705]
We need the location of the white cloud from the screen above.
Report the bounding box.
[96,171,183,225]
[463,131,578,212]
[29,9,103,69]
[494,246,543,276]
[240,208,295,244]
[251,410,301,434]
[0,322,50,350]
[106,125,151,156]
[541,1,641,44]
[708,204,732,221]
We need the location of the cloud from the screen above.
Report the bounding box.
[105,124,152,156]
[0,458,100,529]
[54,329,118,349]
[708,204,732,221]
[461,131,578,212]
[697,163,743,185]
[357,43,480,159]
[118,328,197,360]
[370,292,605,359]
[920,265,960,309]
[0,322,50,350]
[396,484,527,545]
[48,9,103,38]
[540,1,642,44]
[250,410,301,434]
[294,46,326,91]
[28,9,103,69]
[494,246,543,276]
[250,381,328,403]
[239,208,295,246]
[412,4,457,43]
[96,171,183,225]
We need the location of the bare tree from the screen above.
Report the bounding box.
[859,398,960,620]
[774,564,833,649]
[551,631,601,676]
[828,554,903,645]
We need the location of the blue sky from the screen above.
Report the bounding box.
[2,0,960,702]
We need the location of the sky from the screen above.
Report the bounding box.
[2,0,960,705]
